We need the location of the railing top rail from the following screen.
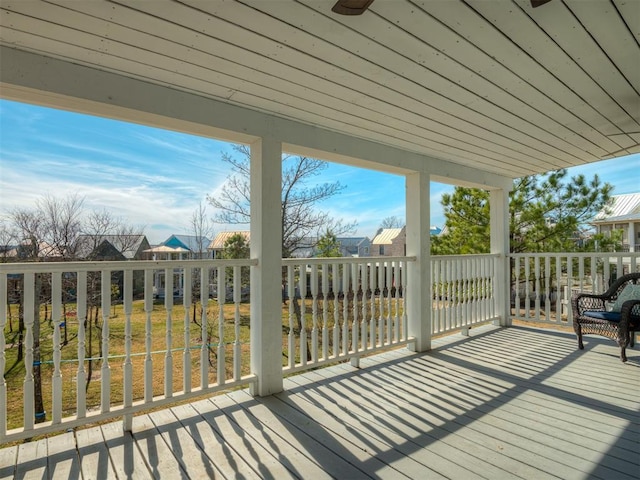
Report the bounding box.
[431,253,501,260]
[282,256,416,265]
[508,252,640,259]
[0,258,259,274]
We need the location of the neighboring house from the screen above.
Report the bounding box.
[371,227,406,257]
[75,234,151,261]
[207,231,250,259]
[336,237,371,257]
[158,234,213,259]
[147,234,213,298]
[592,192,640,252]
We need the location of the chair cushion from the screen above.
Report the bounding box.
[612,284,640,312]
[582,311,621,322]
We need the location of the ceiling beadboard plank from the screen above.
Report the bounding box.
[564,0,640,109]
[37,0,561,168]
[0,16,529,176]
[510,0,640,133]
[236,0,592,162]
[613,0,640,46]
[169,0,575,164]
[299,0,616,157]
[1,0,636,178]
[401,0,630,151]
[112,0,569,167]
[462,2,630,143]
[6,3,592,168]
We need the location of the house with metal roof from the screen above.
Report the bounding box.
[371,227,406,256]
[592,192,640,252]
[208,231,251,259]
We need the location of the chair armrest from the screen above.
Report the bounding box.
[572,292,607,316]
[620,300,640,328]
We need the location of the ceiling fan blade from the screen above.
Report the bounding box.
[332,0,375,15]
[531,0,553,7]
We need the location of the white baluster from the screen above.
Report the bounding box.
[378,261,384,346]
[310,264,319,364]
[76,272,87,418]
[0,273,7,440]
[332,263,340,357]
[182,268,192,394]
[123,269,133,431]
[100,270,111,414]
[342,263,349,356]
[361,263,368,352]
[369,262,376,348]
[287,265,295,369]
[300,265,307,367]
[385,261,393,344]
[321,264,328,361]
[534,256,541,321]
[202,267,212,389]
[401,260,408,340]
[233,266,241,381]
[351,263,359,356]
[164,270,173,399]
[216,266,225,386]
[23,272,35,431]
[394,261,401,340]
[544,256,551,322]
[51,272,62,424]
[144,270,153,403]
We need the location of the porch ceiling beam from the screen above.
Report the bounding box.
[0,46,512,191]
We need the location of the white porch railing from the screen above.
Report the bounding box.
[509,252,640,327]
[0,259,256,443]
[4,252,636,443]
[431,254,500,336]
[282,256,415,374]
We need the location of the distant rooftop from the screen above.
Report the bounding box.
[593,193,640,223]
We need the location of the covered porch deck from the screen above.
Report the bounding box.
[2,325,638,480]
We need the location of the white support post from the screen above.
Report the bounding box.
[490,188,511,327]
[250,136,284,396]
[405,171,431,352]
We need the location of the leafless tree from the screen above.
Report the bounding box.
[190,201,215,259]
[38,193,85,259]
[207,144,356,258]
[379,215,403,229]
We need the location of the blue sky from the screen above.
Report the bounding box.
[1,99,638,245]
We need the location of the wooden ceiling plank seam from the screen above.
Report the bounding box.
[2,0,627,174]
[498,0,640,135]
[374,0,629,152]
[102,0,576,165]
[426,0,637,143]
[453,0,631,156]
[531,0,640,123]
[0,24,534,175]
[17,1,567,166]
[179,0,592,161]
[613,0,640,47]
[0,4,556,168]
[235,0,602,160]
[301,0,618,157]
[565,0,640,96]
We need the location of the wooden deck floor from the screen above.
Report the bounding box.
[1,325,639,479]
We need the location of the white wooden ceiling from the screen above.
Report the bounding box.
[1,0,639,179]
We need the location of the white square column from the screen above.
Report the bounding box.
[249,137,284,396]
[405,171,431,352]
[490,188,511,327]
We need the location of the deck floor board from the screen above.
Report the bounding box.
[2,325,639,479]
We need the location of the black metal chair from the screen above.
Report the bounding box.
[571,272,640,362]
